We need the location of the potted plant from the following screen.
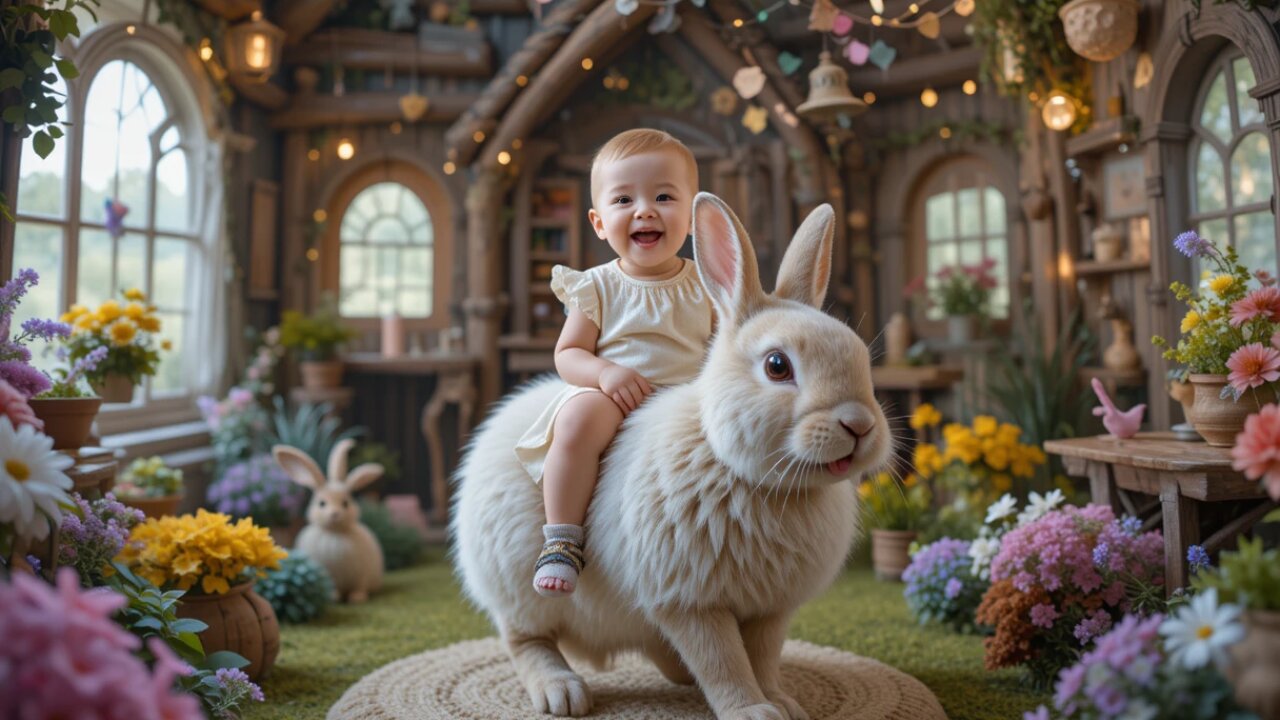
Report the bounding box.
[279,294,356,390]
[27,345,109,450]
[117,509,287,680]
[205,454,309,548]
[1153,230,1280,446]
[858,470,931,581]
[115,456,185,519]
[60,288,170,404]
[904,259,999,344]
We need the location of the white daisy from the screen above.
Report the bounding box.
[0,417,74,541]
[1159,588,1245,671]
[985,494,1018,524]
[968,536,1000,580]
[1016,489,1065,526]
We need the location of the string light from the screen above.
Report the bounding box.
[863,91,876,104]
[516,74,528,87]
[733,18,745,27]
[390,121,403,134]
[497,151,512,165]
[871,14,882,26]
[512,139,523,149]
[307,148,320,161]
[473,130,485,143]
[908,3,918,12]
[443,161,457,175]
[336,138,355,160]
[920,87,938,108]
[126,24,136,34]
[313,209,327,222]
[581,58,593,70]
[939,126,952,139]
[306,248,319,262]
[199,38,213,61]
[963,80,977,95]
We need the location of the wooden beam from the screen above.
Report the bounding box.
[193,0,258,20]
[229,75,288,110]
[477,0,658,169]
[276,0,341,44]
[467,0,531,13]
[270,92,477,129]
[284,28,492,77]
[848,45,980,97]
[445,0,603,166]
[708,0,805,111]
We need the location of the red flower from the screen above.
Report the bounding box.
[1232,404,1280,502]
[0,378,42,431]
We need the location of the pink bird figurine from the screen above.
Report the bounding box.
[1091,378,1145,439]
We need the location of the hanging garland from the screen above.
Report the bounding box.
[869,118,1020,152]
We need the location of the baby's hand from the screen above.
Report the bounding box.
[598,364,653,416]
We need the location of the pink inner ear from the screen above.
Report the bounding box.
[698,211,738,296]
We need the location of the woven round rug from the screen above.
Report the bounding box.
[328,637,947,719]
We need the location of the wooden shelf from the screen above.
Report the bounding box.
[1075,258,1149,277]
[1066,116,1139,159]
[1080,366,1148,387]
[532,218,573,229]
[871,364,964,390]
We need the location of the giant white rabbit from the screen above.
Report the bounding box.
[453,193,891,720]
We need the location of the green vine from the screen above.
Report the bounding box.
[869,119,1022,152]
[0,0,100,222]
[591,47,697,111]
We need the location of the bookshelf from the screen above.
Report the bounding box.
[508,176,583,343]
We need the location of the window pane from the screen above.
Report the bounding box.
[340,181,436,318]
[76,228,114,308]
[926,243,957,276]
[1196,142,1226,213]
[402,247,431,281]
[1235,212,1276,275]
[340,246,367,291]
[153,237,190,309]
[1233,57,1264,127]
[118,234,147,296]
[81,60,158,226]
[958,239,984,266]
[1231,133,1272,205]
[1198,218,1231,266]
[11,222,64,373]
[151,311,185,394]
[984,188,1006,235]
[397,288,430,316]
[17,78,67,219]
[367,216,405,243]
[956,188,981,238]
[925,193,954,241]
[342,288,377,316]
[155,148,190,233]
[1199,70,1232,145]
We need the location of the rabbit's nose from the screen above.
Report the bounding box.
[840,419,870,439]
[837,403,875,438]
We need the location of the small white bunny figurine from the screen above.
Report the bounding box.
[273,439,385,603]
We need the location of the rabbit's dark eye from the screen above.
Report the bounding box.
[318,499,327,508]
[764,351,792,381]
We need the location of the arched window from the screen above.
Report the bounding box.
[338,182,435,318]
[1189,49,1274,272]
[11,26,220,432]
[912,158,1011,321]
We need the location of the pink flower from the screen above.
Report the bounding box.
[1232,404,1280,501]
[0,378,42,431]
[1227,343,1280,393]
[1273,329,1280,351]
[1030,602,1060,629]
[1230,287,1280,326]
[1256,269,1276,287]
[903,275,926,299]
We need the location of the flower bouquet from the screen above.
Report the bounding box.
[858,470,931,580]
[60,288,170,402]
[905,259,999,342]
[115,456,185,519]
[118,508,286,595]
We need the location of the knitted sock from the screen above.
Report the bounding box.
[532,524,585,598]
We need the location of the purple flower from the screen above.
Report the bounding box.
[1187,544,1210,574]
[0,359,51,398]
[944,577,963,599]
[1073,610,1113,646]
[19,317,70,342]
[1120,516,1142,536]
[1023,707,1050,720]
[215,667,266,703]
[1173,230,1214,258]
[1093,542,1111,568]
[1030,602,1060,629]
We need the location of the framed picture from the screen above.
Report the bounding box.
[1102,154,1146,220]
[247,179,279,300]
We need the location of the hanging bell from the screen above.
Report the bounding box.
[796,51,867,123]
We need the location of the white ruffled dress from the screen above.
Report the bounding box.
[514,259,714,482]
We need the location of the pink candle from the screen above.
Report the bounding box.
[381,313,404,357]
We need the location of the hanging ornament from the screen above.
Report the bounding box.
[777,51,803,76]
[690,0,705,7]
[400,92,429,122]
[648,3,681,33]
[733,66,767,99]
[381,0,416,29]
[1134,52,1154,89]
[615,0,638,16]
[870,0,884,14]
[808,0,837,32]
[833,13,853,36]
[429,1,451,22]
[845,39,870,66]
[711,86,738,115]
[917,12,940,39]
[954,0,974,17]
[797,51,868,122]
[868,40,897,70]
[742,105,768,135]
[104,199,129,240]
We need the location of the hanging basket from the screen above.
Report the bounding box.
[91,373,136,404]
[177,581,280,681]
[27,397,104,450]
[1059,0,1141,63]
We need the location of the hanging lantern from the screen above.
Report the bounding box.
[1041,91,1079,132]
[224,11,285,84]
[797,51,867,123]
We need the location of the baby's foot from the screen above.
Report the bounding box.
[533,524,585,599]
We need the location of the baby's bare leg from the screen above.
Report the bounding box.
[536,392,623,595]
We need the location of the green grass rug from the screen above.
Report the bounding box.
[245,549,1048,720]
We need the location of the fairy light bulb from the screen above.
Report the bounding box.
[920,87,938,108]
[870,0,884,13]
[497,151,512,165]
[336,138,355,160]
[963,80,977,95]
[443,161,457,175]
[1041,91,1078,131]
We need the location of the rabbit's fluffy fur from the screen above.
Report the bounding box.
[453,193,891,720]
[274,439,385,603]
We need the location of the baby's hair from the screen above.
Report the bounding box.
[590,128,698,206]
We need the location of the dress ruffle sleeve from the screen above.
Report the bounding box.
[550,265,600,328]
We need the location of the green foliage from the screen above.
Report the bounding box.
[1193,535,1280,611]
[36,365,94,398]
[870,119,1022,153]
[359,499,424,570]
[267,396,365,468]
[1153,243,1255,378]
[279,294,356,361]
[593,46,697,111]
[256,550,334,623]
[858,471,932,532]
[351,441,402,486]
[119,456,185,498]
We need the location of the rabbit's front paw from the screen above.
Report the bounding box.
[526,671,592,717]
[763,689,809,720]
[721,703,787,720]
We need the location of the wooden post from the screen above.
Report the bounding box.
[464,166,514,410]
[1020,116,1060,348]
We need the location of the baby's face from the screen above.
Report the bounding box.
[589,148,695,274]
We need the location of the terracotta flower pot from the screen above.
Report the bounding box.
[871,528,917,582]
[1185,374,1265,447]
[90,373,135,404]
[1227,609,1280,719]
[177,581,280,681]
[1059,0,1141,63]
[27,396,104,449]
[120,494,183,520]
[300,360,344,390]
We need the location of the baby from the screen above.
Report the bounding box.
[514,129,714,597]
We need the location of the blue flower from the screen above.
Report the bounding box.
[1173,230,1214,258]
[1187,544,1211,574]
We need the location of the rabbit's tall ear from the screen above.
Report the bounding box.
[273,445,324,490]
[692,192,763,324]
[345,463,384,493]
[774,203,835,308]
[328,438,356,484]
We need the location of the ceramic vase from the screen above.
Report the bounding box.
[1059,0,1141,63]
[1091,223,1125,263]
[946,315,978,345]
[1185,374,1265,447]
[90,373,135,404]
[871,529,917,582]
[885,312,911,365]
[1102,318,1142,372]
[120,494,183,520]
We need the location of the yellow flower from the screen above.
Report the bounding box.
[124,287,146,301]
[942,423,971,444]
[161,339,173,351]
[984,445,1010,471]
[903,473,919,488]
[124,302,146,320]
[913,443,942,478]
[73,314,99,332]
[909,403,942,430]
[97,299,123,322]
[858,482,873,499]
[137,315,161,333]
[997,423,1022,445]
[991,473,1012,492]
[1209,274,1235,295]
[1181,311,1201,333]
[109,319,137,346]
[973,415,998,438]
[60,304,88,323]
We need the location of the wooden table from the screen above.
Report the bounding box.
[1044,433,1275,595]
[343,352,480,526]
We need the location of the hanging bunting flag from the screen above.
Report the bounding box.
[104,199,129,240]
[615,0,638,16]
[868,40,897,71]
[808,0,837,32]
[917,12,940,39]
[733,66,767,99]
[870,0,884,14]
[1134,52,1154,89]
[648,3,681,33]
[833,13,853,36]
[846,39,871,66]
[711,86,739,115]
[777,51,803,75]
[742,105,768,134]
[400,92,429,122]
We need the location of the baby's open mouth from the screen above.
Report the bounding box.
[631,231,663,247]
[826,452,854,475]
